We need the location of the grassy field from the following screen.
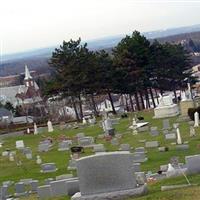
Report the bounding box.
[1,110,200,199]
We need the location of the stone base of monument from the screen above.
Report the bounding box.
[154,104,179,119]
[71,184,147,200]
[161,184,193,191]
[180,100,194,116]
[176,115,190,122]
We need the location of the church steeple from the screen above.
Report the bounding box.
[24,65,33,87]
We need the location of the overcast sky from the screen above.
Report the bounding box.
[1,0,200,55]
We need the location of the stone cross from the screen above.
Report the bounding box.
[47,120,54,132]
[194,112,199,127]
[187,82,192,99]
[34,123,38,135]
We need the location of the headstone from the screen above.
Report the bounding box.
[132,152,147,163]
[2,151,9,157]
[166,163,177,178]
[66,179,80,196]
[38,143,49,152]
[34,123,38,135]
[58,140,72,151]
[72,152,147,200]
[176,144,189,150]
[47,120,54,132]
[24,147,32,159]
[186,155,200,174]
[78,137,94,147]
[88,117,96,125]
[150,127,159,136]
[30,180,39,193]
[119,143,131,151]
[56,174,73,180]
[27,128,30,134]
[50,179,68,197]
[173,123,179,129]
[135,172,146,185]
[104,118,115,136]
[76,133,85,139]
[9,153,15,162]
[138,126,149,132]
[68,159,77,170]
[163,130,169,135]
[1,185,8,200]
[111,138,119,146]
[41,163,57,173]
[59,121,66,130]
[176,128,182,144]
[165,133,176,140]
[37,185,52,199]
[188,121,195,126]
[163,119,170,130]
[158,147,168,152]
[93,144,105,153]
[190,126,196,137]
[16,140,24,149]
[145,141,159,148]
[160,165,168,172]
[194,112,199,127]
[170,156,179,168]
[44,178,54,185]
[25,153,32,160]
[154,95,179,118]
[15,182,26,196]
[135,147,145,153]
[82,117,87,125]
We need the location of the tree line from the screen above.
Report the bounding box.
[45,31,194,121]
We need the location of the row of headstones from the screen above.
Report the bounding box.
[139,119,196,134]
[0,179,38,199]
[0,175,79,199]
[149,154,200,181]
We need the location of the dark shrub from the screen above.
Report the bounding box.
[188,107,197,121]
[138,116,144,121]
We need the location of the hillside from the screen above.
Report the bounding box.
[2,24,200,76]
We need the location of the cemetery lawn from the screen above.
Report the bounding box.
[1,109,200,199]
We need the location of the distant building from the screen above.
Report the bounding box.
[0,65,42,107]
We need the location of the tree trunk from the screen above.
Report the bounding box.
[108,91,116,114]
[129,94,134,112]
[125,95,129,112]
[91,94,98,116]
[71,96,80,122]
[149,87,156,108]
[173,89,177,103]
[78,95,83,120]
[145,89,150,109]
[134,92,140,111]
[155,89,159,104]
[139,91,145,110]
